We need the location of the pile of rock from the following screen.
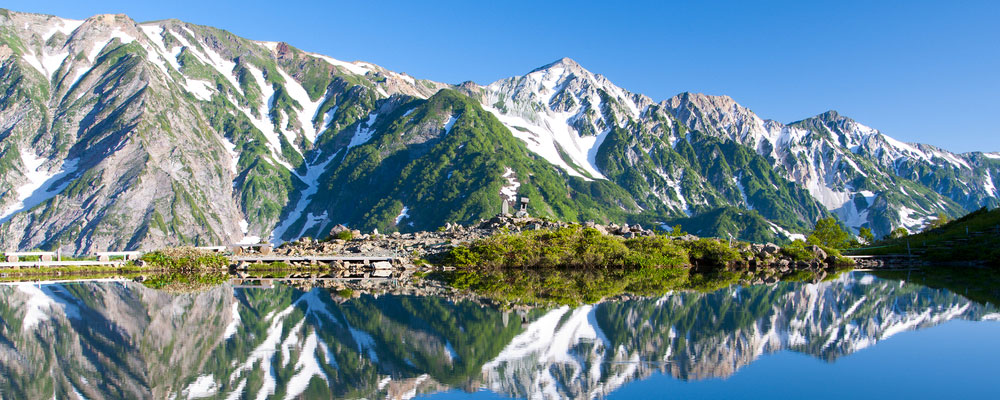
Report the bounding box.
[271,215,850,280]
[739,242,845,284]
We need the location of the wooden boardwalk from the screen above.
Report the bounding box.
[0,260,129,268]
[1,246,399,269]
[231,255,397,265]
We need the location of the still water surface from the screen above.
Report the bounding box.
[0,272,997,399]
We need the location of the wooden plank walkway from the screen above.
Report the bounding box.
[845,254,919,259]
[0,253,398,268]
[0,260,129,268]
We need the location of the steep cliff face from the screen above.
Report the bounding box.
[1,9,996,251]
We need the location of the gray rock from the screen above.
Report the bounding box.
[763,243,780,254]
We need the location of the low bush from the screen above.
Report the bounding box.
[679,238,741,266]
[140,247,230,270]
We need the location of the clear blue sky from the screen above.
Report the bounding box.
[10,0,1000,153]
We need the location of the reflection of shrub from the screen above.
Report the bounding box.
[141,272,229,291]
[445,266,750,306]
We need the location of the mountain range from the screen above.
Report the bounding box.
[0,9,997,253]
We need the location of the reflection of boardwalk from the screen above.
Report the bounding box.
[231,277,397,289]
[844,254,923,269]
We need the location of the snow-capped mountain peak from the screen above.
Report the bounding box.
[480,58,652,180]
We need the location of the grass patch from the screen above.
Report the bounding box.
[848,207,1000,265]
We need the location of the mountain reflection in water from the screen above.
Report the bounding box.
[0,272,996,399]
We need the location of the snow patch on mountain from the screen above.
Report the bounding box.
[734,175,751,210]
[182,375,218,399]
[41,49,67,72]
[485,107,592,180]
[276,68,325,143]
[500,167,520,203]
[296,212,328,239]
[349,326,379,362]
[347,113,379,151]
[0,153,79,224]
[444,340,458,362]
[307,52,372,76]
[897,206,930,232]
[178,26,241,95]
[442,114,459,136]
[41,17,84,41]
[880,303,971,340]
[271,150,339,242]
[395,206,409,225]
[183,79,214,101]
[220,136,239,175]
[485,305,608,371]
[237,65,293,168]
[766,221,806,241]
[983,170,997,198]
[139,25,183,71]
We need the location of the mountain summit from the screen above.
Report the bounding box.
[0,9,996,252]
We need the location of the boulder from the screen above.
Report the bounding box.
[674,234,698,242]
[808,245,827,260]
[763,243,780,254]
[593,225,609,235]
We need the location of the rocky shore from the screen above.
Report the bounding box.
[267,215,852,279]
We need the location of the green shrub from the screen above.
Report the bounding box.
[334,230,354,240]
[780,240,814,262]
[140,247,229,270]
[679,238,741,265]
[623,236,689,268]
[445,226,691,269]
